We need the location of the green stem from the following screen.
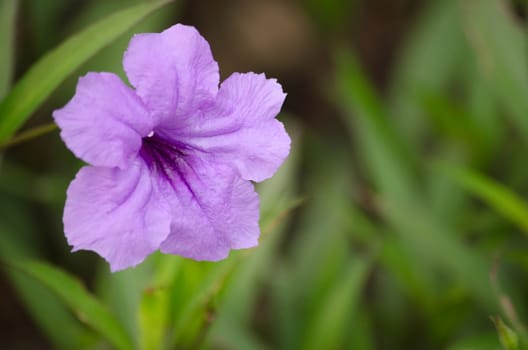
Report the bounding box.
[0,122,57,150]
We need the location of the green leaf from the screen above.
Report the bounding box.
[380,197,496,309]
[139,286,170,350]
[302,258,371,350]
[389,0,466,145]
[441,164,528,236]
[5,260,134,350]
[218,126,300,325]
[445,332,501,350]
[0,205,97,350]
[0,0,173,143]
[493,316,520,350]
[170,259,236,347]
[94,261,155,348]
[6,269,98,350]
[209,210,287,343]
[336,50,419,203]
[337,50,496,310]
[461,0,528,138]
[0,0,17,99]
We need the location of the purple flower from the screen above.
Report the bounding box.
[53,24,290,272]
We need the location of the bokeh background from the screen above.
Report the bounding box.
[1,0,528,349]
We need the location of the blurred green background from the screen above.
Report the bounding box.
[1,0,528,349]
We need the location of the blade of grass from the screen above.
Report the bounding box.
[492,316,520,350]
[380,197,496,309]
[440,164,528,236]
[345,201,439,314]
[205,252,273,349]
[446,332,501,350]
[0,0,17,99]
[277,135,359,349]
[4,260,134,350]
[337,50,428,292]
[337,50,496,309]
[389,0,466,144]
[206,132,300,348]
[6,269,98,349]
[0,0,174,143]
[461,0,528,138]
[201,197,301,349]
[170,259,236,347]
[94,261,156,349]
[302,258,371,350]
[0,159,68,204]
[217,125,300,325]
[346,306,375,350]
[139,286,170,350]
[336,50,419,202]
[464,54,503,163]
[0,212,97,350]
[0,122,57,150]
[289,145,351,304]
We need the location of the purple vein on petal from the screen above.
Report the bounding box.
[139,134,199,199]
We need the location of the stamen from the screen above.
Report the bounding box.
[147,131,154,138]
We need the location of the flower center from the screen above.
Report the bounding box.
[139,134,186,183]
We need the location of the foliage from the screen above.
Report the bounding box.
[0,0,527,349]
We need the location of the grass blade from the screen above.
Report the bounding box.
[441,164,528,236]
[380,198,496,309]
[461,0,528,138]
[336,50,418,202]
[5,260,134,350]
[302,258,371,350]
[0,0,173,143]
[0,0,17,99]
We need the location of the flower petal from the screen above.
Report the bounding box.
[170,72,290,182]
[123,24,219,127]
[158,156,260,260]
[53,72,151,169]
[64,160,171,272]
